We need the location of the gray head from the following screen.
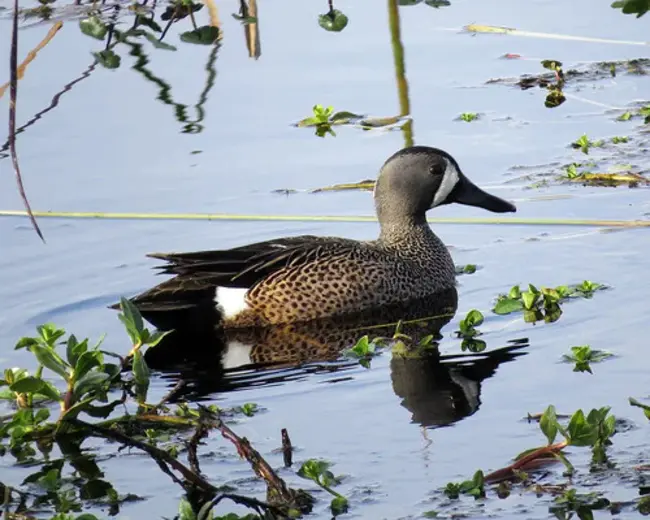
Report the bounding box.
[374,146,516,226]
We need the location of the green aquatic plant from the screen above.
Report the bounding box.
[492,281,606,323]
[549,488,611,519]
[455,264,477,275]
[444,470,486,500]
[0,303,315,518]
[571,134,604,155]
[629,398,650,420]
[562,345,613,374]
[456,310,484,339]
[611,135,629,144]
[458,112,479,122]
[343,335,383,368]
[298,459,349,515]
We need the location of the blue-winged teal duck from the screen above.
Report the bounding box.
[124,146,515,329]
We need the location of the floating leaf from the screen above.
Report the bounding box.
[492,298,523,315]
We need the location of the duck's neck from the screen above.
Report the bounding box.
[378,216,435,247]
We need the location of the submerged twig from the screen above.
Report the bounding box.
[8,0,44,241]
[281,428,293,468]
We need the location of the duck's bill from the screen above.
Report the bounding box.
[447,176,516,213]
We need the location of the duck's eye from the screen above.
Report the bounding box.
[429,165,440,175]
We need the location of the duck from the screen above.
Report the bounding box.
[122,146,516,329]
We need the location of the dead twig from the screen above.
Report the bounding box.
[212,412,313,513]
[281,428,293,468]
[485,441,568,483]
[8,0,44,241]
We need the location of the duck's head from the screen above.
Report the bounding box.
[374,146,516,224]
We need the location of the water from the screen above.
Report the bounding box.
[0,0,649,518]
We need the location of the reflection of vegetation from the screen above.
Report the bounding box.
[121,38,219,133]
[318,0,348,32]
[388,0,413,147]
[611,0,650,17]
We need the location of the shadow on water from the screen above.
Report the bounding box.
[145,287,529,428]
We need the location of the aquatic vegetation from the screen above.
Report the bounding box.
[458,112,479,122]
[0,302,324,519]
[611,135,629,144]
[343,335,383,368]
[571,134,604,155]
[455,264,477,275]
[444,470,486,499]
[562,345,613,374]
[629,398,650,420]
[456,309,483,338]
[493,281,606,323]
[296,104,407,137]
[298,459,349,515]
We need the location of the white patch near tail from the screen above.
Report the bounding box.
[215,286,250,319]
[221,340,253,369]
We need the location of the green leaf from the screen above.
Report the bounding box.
[132,350,150,386]
[15,336,38,350]
[492,298,523,315]
[180,25,220,45]
[540,405,558,445]
[79,16,108,40]
[146,329,173,347]
[9,376,45,394]
[119,297,144,339]
[567,410,598,446]
[66,335,89,367]
[74,351,103,382]
[330,496,349,516]
[82,400,122,418]
[425,0,451,7]
[73,371,110,399]
[318,9,349,32]
[178,497,197,520]
[38,380,63,401]
[31,345,70,381]
[93,50,121,69]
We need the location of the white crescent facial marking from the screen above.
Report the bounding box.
[431,159,460,208]
[215,286,250,319]
[221,340,253,369]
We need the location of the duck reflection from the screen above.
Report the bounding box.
[147,287,527,428]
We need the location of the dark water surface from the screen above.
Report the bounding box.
[1,0,649,517]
